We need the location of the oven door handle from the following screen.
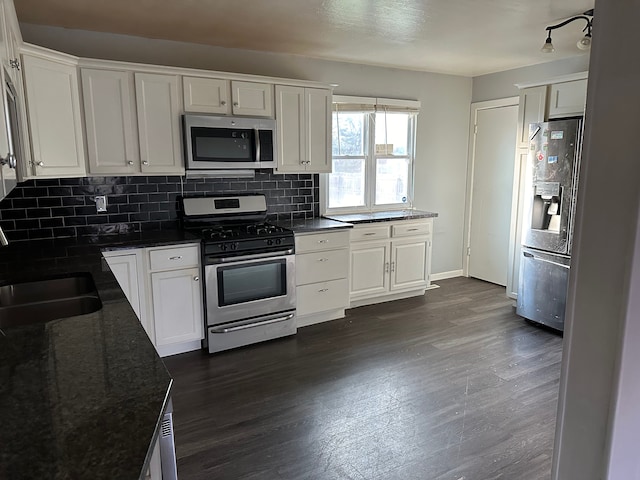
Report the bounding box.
[210,313,295,334]
[206,249,294,264]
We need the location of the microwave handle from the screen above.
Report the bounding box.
[254,128,261,162]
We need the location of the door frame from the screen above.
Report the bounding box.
[463,97,519,278]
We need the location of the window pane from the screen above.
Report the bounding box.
[375,157,410,205]
[332,112,365,156]
[374,113,409,155]
[329,158,366,208]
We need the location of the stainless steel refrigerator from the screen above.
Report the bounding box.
[517,118,582,331]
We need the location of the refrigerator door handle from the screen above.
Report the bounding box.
[523,251,570,269]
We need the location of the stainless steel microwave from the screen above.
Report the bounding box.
[182,114,276,171]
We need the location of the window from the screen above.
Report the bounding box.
[324,97,419,213]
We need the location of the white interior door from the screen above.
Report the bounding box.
[467,103,518,285]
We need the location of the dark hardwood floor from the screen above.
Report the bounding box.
[163,277,563,480]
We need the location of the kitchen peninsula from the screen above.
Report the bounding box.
[0,231,196,478]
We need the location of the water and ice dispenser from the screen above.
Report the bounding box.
[531,182,562,233]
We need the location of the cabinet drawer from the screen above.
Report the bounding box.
[296,249,348,285]
[148,245,199,271]
[297,278,349,316]
[295,230,349,253]
[392,221,431,237]
[351,224,390,242]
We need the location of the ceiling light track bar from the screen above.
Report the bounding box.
[541,9,594,53]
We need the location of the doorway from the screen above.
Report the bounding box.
[465,98,518,286]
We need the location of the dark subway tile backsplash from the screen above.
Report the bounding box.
[0,170,319,242]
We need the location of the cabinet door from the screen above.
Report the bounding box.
[22,54,86,177]
[306,88,332,173]
[151,267,203,346]
[350,241,390,298]
[183,76,231,114]
[275,85,305,172]
[517,86,547,148]
[231,81,273,117]
[135,73,184,174]
[103,251,153,340]
[3,1,20,85]
[390,238,428,291]
[82,69,139,174]
[548,79,588,118]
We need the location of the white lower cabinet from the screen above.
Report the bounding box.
[102,243,204,358]
[349,219,433,307]
[151,267,202,349]
[294,230,350,327]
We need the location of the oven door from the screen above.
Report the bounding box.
[205,253,296,325]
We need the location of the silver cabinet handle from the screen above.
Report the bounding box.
[318,239,329,243]
[408,228,419,231]
[364,232,377,236]
[318,288,329,292]
[36,161,44,167]
[193,276,199,281]
[317,258,329,262]
[128,160,134,165]
[391,261,395,272]
[233,102,239,107]
[142,160,149,165]
[0,153,15,169]
[9,58,19,70]
[169,256,182,260]
[254,127,261,163]
[385,262,390,273]
[220,101,227,106]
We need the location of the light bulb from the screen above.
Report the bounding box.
[577,34,592,50]
[541,37,555,53]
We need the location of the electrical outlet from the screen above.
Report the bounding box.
[95,195,107,213]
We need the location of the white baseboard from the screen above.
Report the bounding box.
[431,269,464,281]
[157,340,202,358]
[297,308,346,328]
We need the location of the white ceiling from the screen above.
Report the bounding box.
[14,0,594,77]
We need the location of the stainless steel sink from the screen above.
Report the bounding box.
[0,273,102,328]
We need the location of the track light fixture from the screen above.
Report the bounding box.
[541,9,594,53]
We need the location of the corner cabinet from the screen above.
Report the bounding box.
[135,73,184,175]
[21,48,86,178]
[295,230,350,327]
[275,85,332,173]
[349,219,433,307]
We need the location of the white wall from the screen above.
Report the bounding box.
[472,55,590,103]
[20,23,472,277]
[551,0,640,476]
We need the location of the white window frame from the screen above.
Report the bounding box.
[320,96,420,215]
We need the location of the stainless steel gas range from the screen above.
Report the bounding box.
[181,194,296,354]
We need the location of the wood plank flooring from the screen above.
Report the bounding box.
[163,277,563,480]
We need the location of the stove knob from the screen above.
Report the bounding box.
[275,238,282,245]
[266,239,274,246]
[220,244,228,251]
[230,243,237,250]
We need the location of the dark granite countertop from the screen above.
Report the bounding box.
[323,209,438,224]
[276,218,354,234]
[0,230,198,479]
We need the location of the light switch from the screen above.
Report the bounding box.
[95,195,107,213]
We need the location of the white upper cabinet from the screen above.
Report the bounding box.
[183,76,231,115]
[82,69,139,174]
[306,88,332,173]
[548,79,588,119]
[2,0,20,85]
[517,86,547,147]
[231,80,273,117]
[275,86,332,173]
[135,72,184,174]
[22,51,86,178]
